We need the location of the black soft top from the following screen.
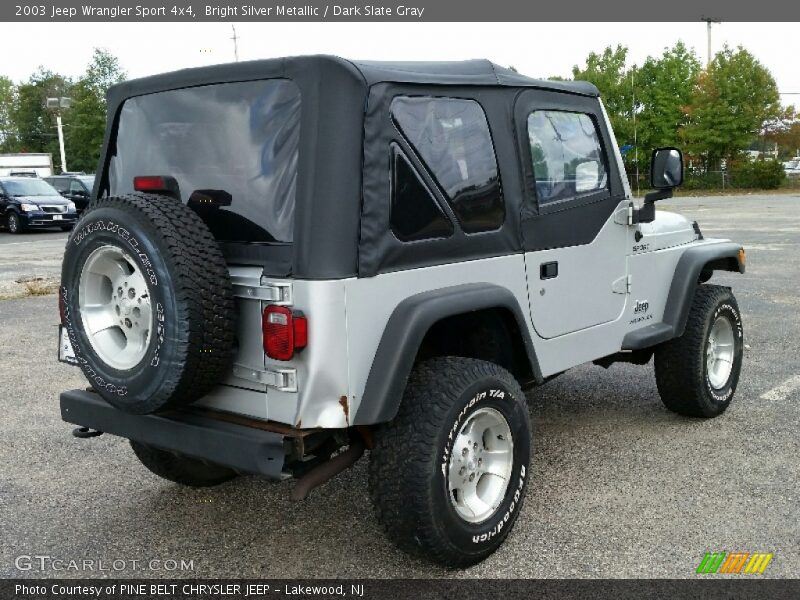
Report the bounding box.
[99,55,603,280]
[108,55,598,100]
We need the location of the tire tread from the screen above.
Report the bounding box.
[368,357,528,567]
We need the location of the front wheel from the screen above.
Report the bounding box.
[654,284,744,417]
[7,212,23,234]
[368,357,531,567]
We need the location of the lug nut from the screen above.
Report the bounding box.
[462,448,468,457]
[128,288,136,299]
[469,473,475,482]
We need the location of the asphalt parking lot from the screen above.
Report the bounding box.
[0,194,798,579]
[0,230,67,299]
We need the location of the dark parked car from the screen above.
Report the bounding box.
[44,174,95,212]
[0,176,79,233]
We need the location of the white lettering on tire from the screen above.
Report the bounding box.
[705,303,742,402]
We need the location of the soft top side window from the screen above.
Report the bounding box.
[527,110,608,205]
[391,96,504,234]
[390,145,454,242]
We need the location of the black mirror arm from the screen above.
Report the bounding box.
[633,188,673,224]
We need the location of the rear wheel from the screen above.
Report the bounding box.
[369,357,531,567]
[130,441,237,487]
[654,284,744,417]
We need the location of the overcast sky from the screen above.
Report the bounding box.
[3,22,798,105]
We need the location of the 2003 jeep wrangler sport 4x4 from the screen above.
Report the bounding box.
[58,56,745,567]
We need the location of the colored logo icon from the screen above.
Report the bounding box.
[696,552,773,574]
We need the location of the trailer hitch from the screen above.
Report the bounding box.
[72,426,103,438]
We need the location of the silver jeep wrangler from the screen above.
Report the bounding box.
[58,56,745,567]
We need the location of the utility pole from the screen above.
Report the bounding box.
[701,18,720,67]
[231,25,239,62]
[631,70,639,197]
[46,97,71,174]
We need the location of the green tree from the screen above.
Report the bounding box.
[572,45,634,149]
[0,76,16,151]
[683,45,781,170]
[765,106,800,159]
[64,49,126,173]
[634,42,701,168]
[9,68,71,159]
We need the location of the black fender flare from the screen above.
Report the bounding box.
[352,283,541,425]
[622,241,744,350]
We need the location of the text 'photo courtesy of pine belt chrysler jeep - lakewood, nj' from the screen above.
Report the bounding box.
[56,56,746,567]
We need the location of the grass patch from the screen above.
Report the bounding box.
[0,276,60,300]
[21,278,58,296]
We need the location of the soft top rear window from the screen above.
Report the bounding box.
[109,79,301,243]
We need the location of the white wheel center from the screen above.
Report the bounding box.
[447,406,514,524]
[78,245,154,371]
[706,315,735,390]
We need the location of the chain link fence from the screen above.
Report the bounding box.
[627,170,800,196]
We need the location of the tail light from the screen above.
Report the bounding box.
[263,305,307,361]
[133,176,168,191]
[133,175,180,197]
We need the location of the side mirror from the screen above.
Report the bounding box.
[650,147,683,189]
[634,147,684,224]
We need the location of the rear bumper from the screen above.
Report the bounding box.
[60,389,287,478]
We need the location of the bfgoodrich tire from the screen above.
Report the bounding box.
[60,193,236,414]
[368,357,531,567]
[654,284,744,418]
[130,441,237,487]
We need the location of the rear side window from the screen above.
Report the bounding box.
[391,96,504,234]
[527,111,608,205]
[390,146,454,242]
[110,79,301,243]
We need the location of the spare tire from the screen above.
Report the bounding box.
[61,193,236,414]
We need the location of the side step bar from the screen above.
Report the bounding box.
[60,389,287,479]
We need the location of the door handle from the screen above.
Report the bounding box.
[540,261,558,280]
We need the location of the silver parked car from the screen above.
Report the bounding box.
[784,158,800,177]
